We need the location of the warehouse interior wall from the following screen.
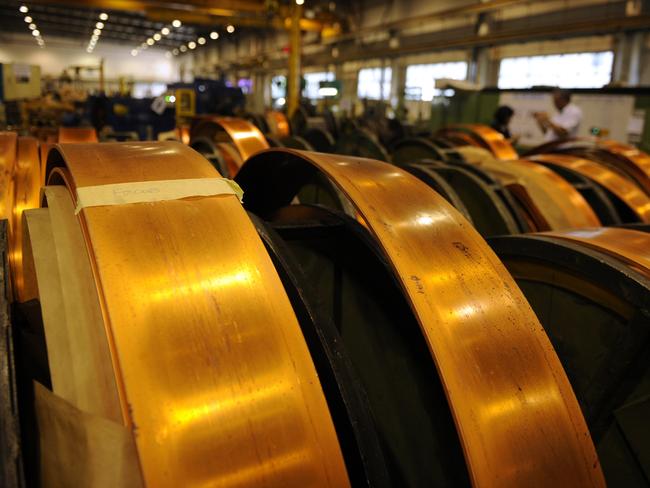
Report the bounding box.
[0,34,179,87]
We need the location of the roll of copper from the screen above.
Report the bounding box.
[43,142,349,487]
[190,116,269,171]
[531,153,650,223]
[236,148,604,487]
[0,132,18,222]
[542,227,650,278]
[265,111,291,138]
[10,137,41,302]
[457,146,600,230]
[57,127,98,143]
[600,140,650,175]
[438,124,519,160]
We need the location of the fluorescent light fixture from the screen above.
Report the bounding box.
[161,27,170,35]
[226,24,235,33]
[19,6,28,13]
[99,13,108,21]
[172,19,181,28]
[197,37,206,45]
[318,86,338,97]
[210,31,219,40]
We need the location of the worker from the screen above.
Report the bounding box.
[534,88,582,141]
[491,105,515,139]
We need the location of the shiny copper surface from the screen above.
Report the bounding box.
[46,142,349,487]
[244,148,604,487]
[0,132,18,223]
[11,137,41,301]
[531,153,650,223]
[191,116,269,166]
[441,124,519,160]
[458,146,601,230]
[57,127,98,143]
[266,111,291,138]
[543,228,650,278]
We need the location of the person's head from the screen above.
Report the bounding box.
[552,89,571,110]
[494,105,514,125]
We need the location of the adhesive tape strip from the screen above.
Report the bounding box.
[75,177,243,214]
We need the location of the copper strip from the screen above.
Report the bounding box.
[440,124,519,160]
[45,142,349,487]
[241,148,604,487]
[0,132,18,223]
[191,116,269,167]
[542,228,650,278]
[458,146,601,230]
[265,111,291,138]
[57,127,98,143]
[531,153,650,223]
[10,137,41,301]
[600,140,650,178]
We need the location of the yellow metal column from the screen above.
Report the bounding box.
[287,4,302,118]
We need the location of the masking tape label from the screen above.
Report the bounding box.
[75,178,243,214]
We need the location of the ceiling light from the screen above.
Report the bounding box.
[153,33,161,41]
[146,38,154,45]
[179,45,187,52]
[86,47,92,53]
[296,0,305,4]
[91,35,98,41]
[31,29,39,36]
[24,16,32,23]
[226,24,234,33]
[131,49,138,56]
[93,28,101,35]
[165,52,172,58]
[188,41,196,49]
[210,31,219,40]
[99,12,108,21]
[172,48,179,55]
[172,19,181,28]
[19,6,28,13]
[197,37,206,45]
[161,27,170,35]
[96,21,104,29]
[29,23,36,30]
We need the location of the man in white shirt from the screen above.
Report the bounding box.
[534,89,582,141]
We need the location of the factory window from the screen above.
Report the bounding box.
[271,75,286,100]
[132,82,168,99]
[357,67,392,100]
[405,62,468,101]
[498,51,614,89]
[303,72,335,100]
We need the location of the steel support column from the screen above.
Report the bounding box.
[287,4,303,118]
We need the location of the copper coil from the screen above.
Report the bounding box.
[236,148,604,487]
[190,116,269,170]
[531,153,650,223]
[0,132,18,223]
[10,137,41,302]
[39,142,349,487]
[265,111,291,138]
[457,146,600,230]
[542,227,650,278]
[438,124,519,160]
[57,127,98,143]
